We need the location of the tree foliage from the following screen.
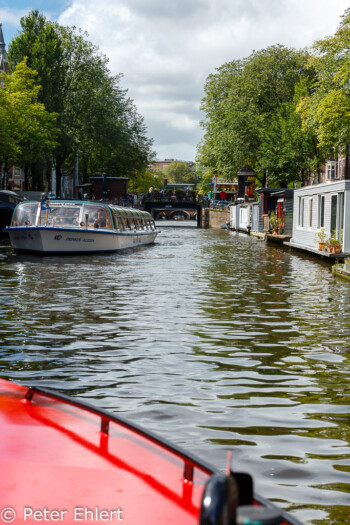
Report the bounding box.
[8,10,154,193]
[162,161,196,184]
[198,44,319,187]
[297,9,350,156]
[128,170,163,195]
[0,59,58,167]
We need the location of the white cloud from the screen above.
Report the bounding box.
[15,0,350,160]
[0,7,27,28]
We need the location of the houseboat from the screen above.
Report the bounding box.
[288,181,350,255]
[4,200,159,254]
[0,378,303,525]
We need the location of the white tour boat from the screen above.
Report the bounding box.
[4,200,159,254]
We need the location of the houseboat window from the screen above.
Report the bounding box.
[330,193,344,240]
[11,202,39,226]
[330,192,345,240]
[339,192,344,233]
[318,195,325,228]
[309,197,313,228]
[298,197,305,228]
[331,195,337,234]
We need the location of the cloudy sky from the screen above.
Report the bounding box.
[1,0,349,161]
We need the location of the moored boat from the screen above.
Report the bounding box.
[3,199,159,254]
[0,378,303,525]
[0,190,26,235]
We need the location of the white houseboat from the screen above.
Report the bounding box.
[4,200,159,254]
[288,180,350,254]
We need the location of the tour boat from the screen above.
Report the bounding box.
[0,378,303,525]
[3,200,159,254]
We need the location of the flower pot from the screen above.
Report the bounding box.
[318,242,325,251]
[272,228,278,235]
[328,246,341,254]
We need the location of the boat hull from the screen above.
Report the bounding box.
[5,226,158,254]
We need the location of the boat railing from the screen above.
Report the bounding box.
[24,385,215,483]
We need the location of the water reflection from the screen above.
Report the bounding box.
[0,229,349,524]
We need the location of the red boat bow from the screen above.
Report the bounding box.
[0,379,302,525]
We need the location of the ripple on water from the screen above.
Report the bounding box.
[0,228,350,524]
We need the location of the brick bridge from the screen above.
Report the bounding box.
[142,200,203,227]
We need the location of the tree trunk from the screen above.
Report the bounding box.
[24,165,30,191]
[55,155,63,197]
[345,146,350,180]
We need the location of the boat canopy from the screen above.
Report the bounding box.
[11,201,156,232]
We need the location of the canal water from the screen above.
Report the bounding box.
[0,226,349,524]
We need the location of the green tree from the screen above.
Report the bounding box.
[297,9,350,156]
[128,170,163,195]
[163,161,196,184]
[198,45,316,187]
[0,59,58,187]
[259,79,321,186]
[8,10,154,194]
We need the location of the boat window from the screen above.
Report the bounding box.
[83,205,111,229]
[111,212,118,231]
[112,212,124,231]
[11,203,39,226]
[46,206,81,227]
[125,218,133,230]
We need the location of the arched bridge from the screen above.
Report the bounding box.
[142,200,202,227]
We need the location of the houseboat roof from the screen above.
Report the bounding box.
[89,176,129,181]
[293,179,350,193]
[255,187,292,196]
[270,189,294,198]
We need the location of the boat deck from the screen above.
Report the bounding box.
[0,380,209,525]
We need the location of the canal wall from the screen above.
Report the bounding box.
[202,208,230,229]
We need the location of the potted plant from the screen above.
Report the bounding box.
[277,218,284,235]
[315,228,327,251]
[269,212,278,234]
[326,231,342,254]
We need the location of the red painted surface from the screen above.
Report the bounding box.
[0,379,209,525]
